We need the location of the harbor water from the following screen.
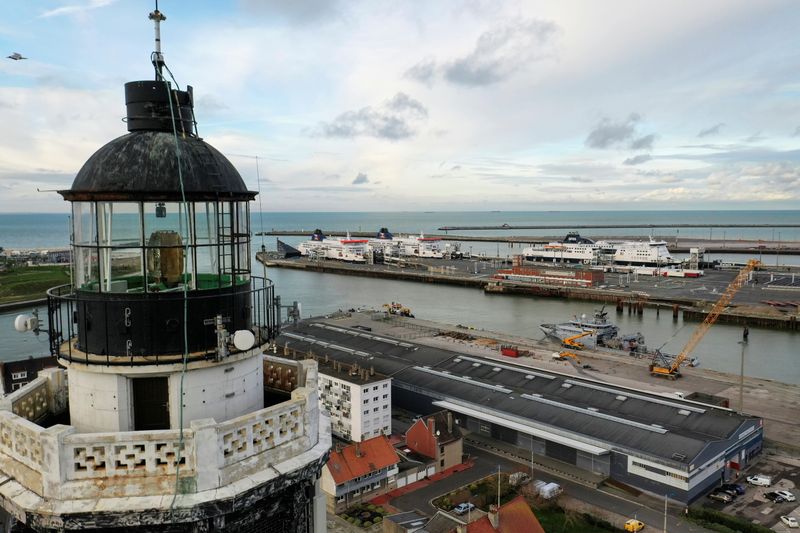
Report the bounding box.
[2,211,799,385]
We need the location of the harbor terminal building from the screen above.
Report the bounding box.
[278,320,763,504]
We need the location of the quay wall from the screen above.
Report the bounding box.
[257,254,800,331]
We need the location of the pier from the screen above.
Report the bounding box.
[436,223,800,231]
[256,231,800,254]
[256,253,800,331]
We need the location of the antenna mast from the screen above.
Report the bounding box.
[149,1,167,79]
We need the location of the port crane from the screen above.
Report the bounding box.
[649,259,760,379]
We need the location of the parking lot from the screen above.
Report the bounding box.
[704,455,800,530]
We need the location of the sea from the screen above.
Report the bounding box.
[2,210,799,384]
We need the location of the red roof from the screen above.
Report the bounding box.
[467,496,544,533]
[326,435,400,485]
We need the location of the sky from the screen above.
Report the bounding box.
[1,0,799,213]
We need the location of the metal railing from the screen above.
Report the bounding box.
[47,275,279,365]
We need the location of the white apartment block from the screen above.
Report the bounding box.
[319,363,392,442]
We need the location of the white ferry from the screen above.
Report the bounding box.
[522,232,676,266]
[297,230,368,263]
[368,228,445,259]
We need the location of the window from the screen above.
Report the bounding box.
[383,405,388,410]
[383,383,388,388]
[337,495,345,502]
[363,399,369,404]
[363,388,368,394]
[372,482,381,490]
[363,410,369,415]
[373,407,379,412]
[373,386,378,391]
[382,394,388,399]
[11,383,24,391]
[383,426,389,433]
[11,371,27,380]
[373,397,378,402]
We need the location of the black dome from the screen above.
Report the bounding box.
[61,131,255,202]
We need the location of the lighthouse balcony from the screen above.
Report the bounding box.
[0,356,329,529]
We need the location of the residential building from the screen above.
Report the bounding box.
[383,510,429,533]
[420,496,544,533]
[321,435,400,513]
[315,358,392,441]
[405,410,463,473]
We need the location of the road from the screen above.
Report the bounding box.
[391,443,711,533]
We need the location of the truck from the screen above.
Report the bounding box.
[532,480,562,499]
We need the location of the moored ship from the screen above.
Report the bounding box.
[522,232,677,266]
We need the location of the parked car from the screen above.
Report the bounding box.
[746,474,772,486]
[780,516,799,528]
[776,490,797,502]
[765,491,786,503]
[452,503,476,515]
[624,519,645,532]
[720,483,746,495]
[708,491,733,503]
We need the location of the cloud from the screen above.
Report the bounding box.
[404,59,437,86]
[623,154,652,165]
[318,93,428,141]
[40,0,116,18]
[585,113,641,149]
[352,172,369,185]
[697,123,725,137]
[793,126,800,137]
[630,134,655,151]
[238,0,342,24]
[744,131,765,143]
[407,18,559,87]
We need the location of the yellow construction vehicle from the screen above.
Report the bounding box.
[649,259,760,379]
[553,351,582,364]
[561,330,595,350]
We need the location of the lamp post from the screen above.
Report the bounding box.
[738,340,746,413]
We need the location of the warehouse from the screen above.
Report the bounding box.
[278,320,763,504]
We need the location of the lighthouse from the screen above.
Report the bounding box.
[0,7,329,532]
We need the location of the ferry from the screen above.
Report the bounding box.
[368,228,445,259]
[297,230,368,263]
[522,232,676,266]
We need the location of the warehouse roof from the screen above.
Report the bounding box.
[278,321,761,469]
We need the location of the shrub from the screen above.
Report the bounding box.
[367,504,376,511]
[363,520,372,527]
[353,519,361,527]
[374,516,383,523]
[346,516,355,523]
[376,507,385,514]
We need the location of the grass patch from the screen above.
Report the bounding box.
[533,505,618,533]
[0,265,70,304]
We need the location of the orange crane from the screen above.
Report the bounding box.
[649,259,760,379]
[561,330,595,350]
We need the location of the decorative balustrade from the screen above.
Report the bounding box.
[217,398,304,467]
[0,356,323,501]
[64,430,193,480]
[0,411,45,472]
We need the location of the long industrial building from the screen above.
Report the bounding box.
[278,319,763,504]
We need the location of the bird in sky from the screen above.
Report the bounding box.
[6,52,27,60]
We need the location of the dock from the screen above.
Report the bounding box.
[256,231,800,254]
[256,253,800,331]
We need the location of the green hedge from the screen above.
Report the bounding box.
[688,507,772,533]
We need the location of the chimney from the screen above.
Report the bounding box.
[427,417,436,438]
[447,412,453,434]
[355,441,362,457]
[488,504,499,529]
[369,365,375,376]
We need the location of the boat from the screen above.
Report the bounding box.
[539,307,619,346]
[522,232,599,264]
[297,229,368,263]
[522,232,677,266]
[368,228,445,259]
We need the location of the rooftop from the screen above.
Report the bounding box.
[278,320,762,468]
[468,496,545,533]
[326,434,400,485]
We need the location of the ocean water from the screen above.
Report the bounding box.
[2,210,800,250]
